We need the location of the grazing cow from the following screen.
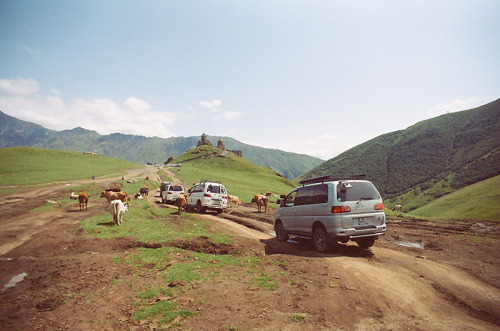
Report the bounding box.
[70,192,78,200]
[228,195,241,208]
[108,199,128,225]
[139,186,149,197]
[175,194,187,214]
[78,192,89,211]
[265,192,272,197]
[105,187,121,193]
[100,190,130,204]
[251,194,269,213]
[134,193,143,200]
[392,204,403,212]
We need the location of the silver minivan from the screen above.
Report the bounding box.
[273,175,386,252]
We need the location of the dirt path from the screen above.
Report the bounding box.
[1,166,499,330]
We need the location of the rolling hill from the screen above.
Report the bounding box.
[163,145,297,203]
[409,175,500,222]
[0,111,323,179]
[0,146,140,186]
[299,98,500,212]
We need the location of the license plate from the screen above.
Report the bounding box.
[357,218,368,225]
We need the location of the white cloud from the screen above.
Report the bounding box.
[0,77,40,96]
[215,110,244,120]
[123,97,152,114]
[197,98,243,121]
[0,78,176,138]
[49,88,62,96]
[20,45,36,55]
[199,99,222,109]
[426,97,490,117]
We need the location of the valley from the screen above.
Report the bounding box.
[0,166,499,330]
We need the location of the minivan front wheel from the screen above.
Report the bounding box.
[275,221,289,242]
[313,226,329,253]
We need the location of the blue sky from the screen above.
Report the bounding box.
[1,1,498,160]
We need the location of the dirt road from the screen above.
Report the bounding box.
[1,166,499,330]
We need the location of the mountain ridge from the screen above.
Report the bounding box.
[300,98,500,211]
[0,110,322,179]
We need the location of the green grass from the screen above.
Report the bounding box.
[133,300,195,326]
[79,198,232,243]
[172,146,297,203]
[291,314,305,322]
[0,146,141,186]
[409,175,500,222]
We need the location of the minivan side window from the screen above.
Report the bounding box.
[337,182,380,202]
[312,184,328,204]
[192,185,203,193]
[295,184,328,206]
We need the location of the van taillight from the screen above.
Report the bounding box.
[374,203,384,210]
[331,206,351,213]
[204,193,212,197]
[223,196,228,199]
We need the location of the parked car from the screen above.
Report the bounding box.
[161,184,185,204]
[160,181,170,195]
[273,175,386,252]
[186,180,228,214]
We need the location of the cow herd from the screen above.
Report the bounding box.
[70,181,278,226]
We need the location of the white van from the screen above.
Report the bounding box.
[273,175,386,252]
[186,180,228,214]
[161,184,185,204]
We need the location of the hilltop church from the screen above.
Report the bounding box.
[196,133,243,157]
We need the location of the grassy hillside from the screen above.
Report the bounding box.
[170,145,297,203]
[0,146,141,186]
[0,111,322,179]
[208,136,324,180]
[408,175,500,222]
[299,99,500,215]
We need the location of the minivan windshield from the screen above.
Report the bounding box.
[336,182,380,202]
[170,186,183,191]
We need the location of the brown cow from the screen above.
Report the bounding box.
[251,194,269,213]
[175,194,187,214]
[139,186,149,197]
[100,190,130,204]
[228,195,241,208]
[78,192,89,211]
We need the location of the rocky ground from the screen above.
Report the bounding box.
[0,166,499,330]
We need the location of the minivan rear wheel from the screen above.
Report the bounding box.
[275,222,289,242]
[313,226,329,253]
[196,201,205,214]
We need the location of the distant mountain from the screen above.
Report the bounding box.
[299,99,500,211]
[0,111,323,179]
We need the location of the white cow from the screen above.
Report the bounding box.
[392,204,403,212]
[108,199,128,226]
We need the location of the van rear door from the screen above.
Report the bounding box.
[336,181,385,229]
